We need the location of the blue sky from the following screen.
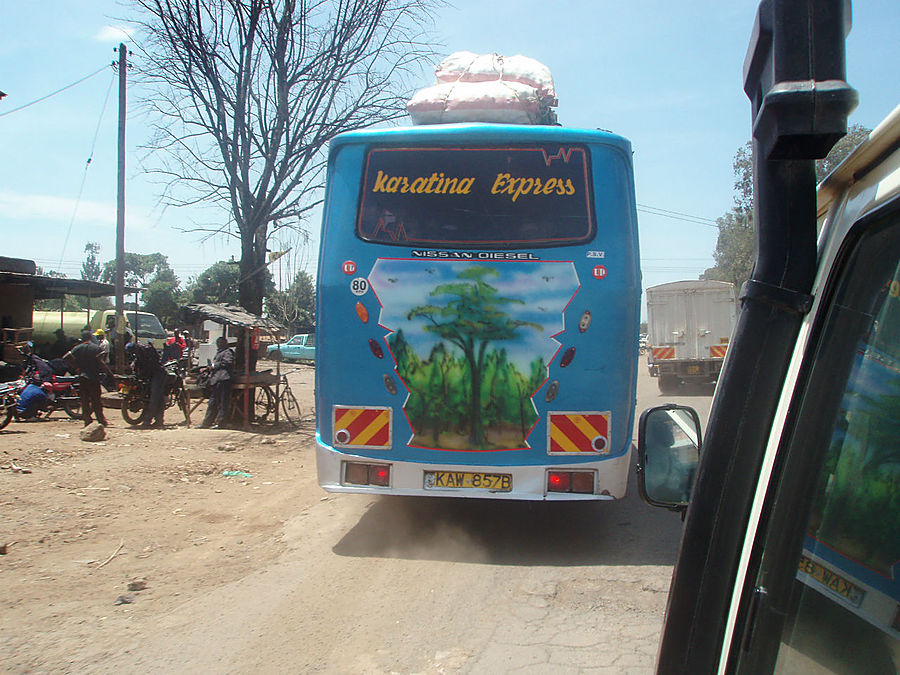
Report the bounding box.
[2,1,898,303]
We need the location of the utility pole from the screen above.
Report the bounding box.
[114,43,127,372]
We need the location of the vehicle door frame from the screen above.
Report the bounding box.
[719,192,900,671]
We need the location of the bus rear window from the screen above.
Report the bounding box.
[357,145,595,247]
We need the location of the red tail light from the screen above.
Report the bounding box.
[343,462,391,487]
[547,471,594,494]
[369,464,390,487]
[548,471,571,492]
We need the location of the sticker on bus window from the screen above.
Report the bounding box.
[548,412,611,454]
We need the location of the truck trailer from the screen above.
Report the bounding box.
[645,280,736,392]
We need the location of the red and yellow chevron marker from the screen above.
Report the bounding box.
[333,406,391,449]
[548,412,611,455]
[710,344,728,358]
[651,347,675,360]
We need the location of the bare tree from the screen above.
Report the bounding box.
[132,0,440,314]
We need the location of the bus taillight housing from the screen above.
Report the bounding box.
[547,470,595,494]
[344,462,391,487]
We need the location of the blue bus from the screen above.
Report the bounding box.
[315,124,640,500]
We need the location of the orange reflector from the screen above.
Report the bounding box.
[333,406,392,449]
[548,412,611,454]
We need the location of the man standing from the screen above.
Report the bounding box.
[93,328,115,391]
[94,329,111,364]
[64,329,114,427]
[200,336,234,429]
[49,329,70,360]
[132,340,167,428]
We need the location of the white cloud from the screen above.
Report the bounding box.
[95,26,135,43]
[0,190,150,230]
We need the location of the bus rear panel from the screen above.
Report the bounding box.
[316,124,640,500]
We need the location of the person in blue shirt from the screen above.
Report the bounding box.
[16,383,48,419]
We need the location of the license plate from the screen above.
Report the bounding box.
[424,471,511,492]
[798,555,865,606]
[687,365,701,375]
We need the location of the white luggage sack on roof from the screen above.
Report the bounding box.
[407,51,558,125]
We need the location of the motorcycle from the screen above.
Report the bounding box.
[118,360,191,426]
[0,379,22,429]
[13,375,83,421]
[11,349,83,421]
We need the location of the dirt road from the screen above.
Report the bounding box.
[2,365,689,674]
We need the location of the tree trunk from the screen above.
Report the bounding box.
[238,226,266,316]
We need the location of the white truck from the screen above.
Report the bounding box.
[645,280,736,392]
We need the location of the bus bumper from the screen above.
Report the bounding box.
[316,441,632,501]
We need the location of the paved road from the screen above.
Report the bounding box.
[102,366,717,675]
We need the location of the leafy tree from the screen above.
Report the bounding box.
[133,0,441,315]
[816,124,871,182]
[267,270,315,333]
[81,242,102,281]
[408,266,541,447]
[184,260,241,306]
[703,125,871,290]
[100,252,182,323]
[700,206,754,289]
[142,266,184,327]
[100,252,171,288]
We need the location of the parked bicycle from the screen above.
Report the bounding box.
[228,371,303,428]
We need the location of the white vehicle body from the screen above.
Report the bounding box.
[645,280,736,391]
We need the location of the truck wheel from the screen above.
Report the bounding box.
[659,375,681,394]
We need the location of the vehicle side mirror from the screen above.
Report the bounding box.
[636,405,702,512]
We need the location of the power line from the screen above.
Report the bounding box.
[57,72,117,274]
[0,64,111,118]
[637,203,719,227]
[637,203,718,223]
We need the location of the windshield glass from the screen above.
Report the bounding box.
[357,145,595,248]
[128,312,166,338]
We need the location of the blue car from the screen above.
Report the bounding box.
[267,334,315,362]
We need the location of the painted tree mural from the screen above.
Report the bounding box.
[401,266,542,448]
[372,259,579,451]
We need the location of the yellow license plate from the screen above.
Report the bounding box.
[798,555,865,606]
[687,365,701,375]
[424,471,511,492]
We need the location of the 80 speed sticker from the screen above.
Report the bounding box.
[350,277,369,296]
